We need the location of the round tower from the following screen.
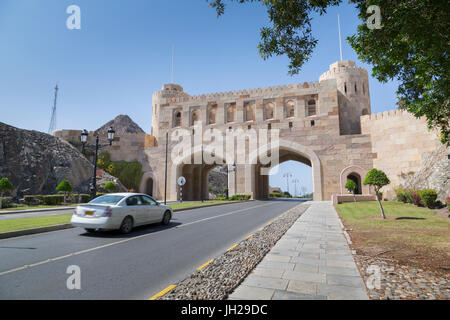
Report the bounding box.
[319,60,371,135]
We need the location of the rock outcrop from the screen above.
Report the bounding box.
[402,144,449,202]
[96,114,145,136]
[208,165,228,196]
[0,122,122,198]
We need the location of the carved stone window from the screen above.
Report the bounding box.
[244,101,255,122]
[173,110,182,128]
[226,103,236,123]
[191,109,200,126]
[307,100,316,117]
[285,100,295,118]
[208,105,217,125]
[264,102,274,120]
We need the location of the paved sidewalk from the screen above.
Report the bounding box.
[229,201,369,300]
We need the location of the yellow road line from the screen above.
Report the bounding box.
[197,259,214,271]
[149,284,177,300]
[246,234,254,239]
[227,244,238,251]
[258,227,264,231]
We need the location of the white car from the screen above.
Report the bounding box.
[71,193,173,234]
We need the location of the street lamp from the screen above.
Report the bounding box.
[292,178,300,197]
[81,127,116,200]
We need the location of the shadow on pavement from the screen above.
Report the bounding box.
[77,221,182,239]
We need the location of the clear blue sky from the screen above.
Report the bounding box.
[0,0,400,193]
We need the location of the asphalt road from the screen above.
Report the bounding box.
[0,199,304,300]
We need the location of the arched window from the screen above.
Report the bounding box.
[226,103,236,123]
[307,100,316,117]
[191,109,200,126]
[174,110,182,127]
[347,173,362,194]
[265,102,274,120]
[285,100,295,118]
[208,105,217,125]
[244,101,255,122]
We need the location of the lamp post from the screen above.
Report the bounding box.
[228,162,237,200]
[81,127,116,200]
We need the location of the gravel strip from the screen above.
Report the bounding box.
[158,203,310,300]
[355,255,450,300]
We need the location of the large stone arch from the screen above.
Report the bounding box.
[339,165,370,195]
[172,144,229,201]
[248,139,323,201]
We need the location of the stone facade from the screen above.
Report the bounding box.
[54,60,445,202]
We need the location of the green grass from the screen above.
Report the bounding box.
[336,201,450,252]
[0,200,240,233]
[0,204,77,212]
[0,214,72,233]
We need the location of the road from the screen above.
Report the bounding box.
[0,199,304,300]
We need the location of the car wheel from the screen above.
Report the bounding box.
[161,211,171,225]
[85,228,96,233]
[119,216,134,234]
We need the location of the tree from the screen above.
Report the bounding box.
[345,179,358,202]
[0,178,13,209]
[104,182,117,193]
[363,169,390,219]
[208,0,450,144]
[56,180,72,204]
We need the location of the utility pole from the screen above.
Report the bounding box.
[164,131,168,205]
[48,85,59,134]
[283,173,292,195]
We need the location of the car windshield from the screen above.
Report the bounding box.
[89,195,124,205]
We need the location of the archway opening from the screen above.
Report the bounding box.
[347,173,362,195]
[145,178,154,196]
[254,148,313,200]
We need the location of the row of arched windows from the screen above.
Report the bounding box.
[172,99,317,128]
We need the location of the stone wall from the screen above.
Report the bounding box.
[361,110,442,199]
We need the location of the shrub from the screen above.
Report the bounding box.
[419,189,438,208]
[270,192,282,198]
[42,195,65,205]
[446,197,450,210]
[1,197,13,208]
[405,189,423,206]
[104,182,117,193]
[24,195,44,205]
[283,191,292,198]
[78,194,91,203]
[230,194,251,201]
[215,196,227,201]
[395,189,407,203]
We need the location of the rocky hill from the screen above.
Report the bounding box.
[96,114,145,136]
[0,122,123,198]
[402,143,449,202]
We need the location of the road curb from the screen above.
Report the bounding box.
[0,224,74,240]
[0,200,253,240]
[0,207,75,215]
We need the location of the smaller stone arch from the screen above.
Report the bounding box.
[285,100,295,118]
[265,102,274,120]
[139,171,156,197]
[340,165,370,195]
[208,105,217,124]
[173,110,182,127]
[307,99,316,117]
[191,109,200,126]
[226,103,236,123]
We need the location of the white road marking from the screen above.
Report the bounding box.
[0,202,277,277]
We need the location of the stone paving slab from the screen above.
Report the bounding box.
[228,201,369,300]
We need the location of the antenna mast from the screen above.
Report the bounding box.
[48,84,59,134]
[338,14,343,61]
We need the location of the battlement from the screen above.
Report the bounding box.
[319,60,368,81]
[361,109,415,121]
[155,81,321,105]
